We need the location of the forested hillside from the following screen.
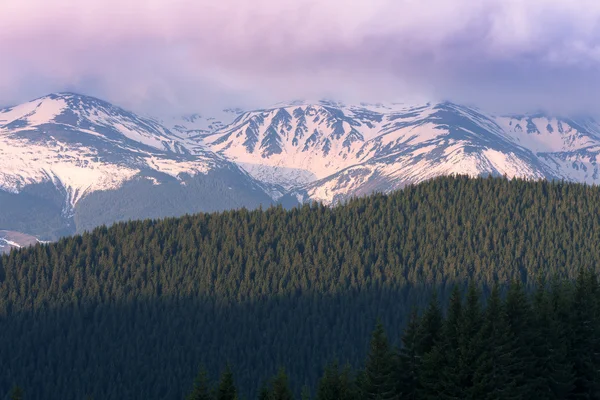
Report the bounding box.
[183,274,600,400]
[2,176,600,399]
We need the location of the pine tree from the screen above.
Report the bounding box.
[530,277,574,399]
[217,365,237,400]
[270,369,294,400]
[471,284,521,400]
[569,268,600,398]
[457,282,484,399]
[363,321,395,400]
[257,382,270,400]
[395,308,421,399]
[417,292,443,355]
[423,285,463,400]
[505,280,537,398]
[317,361,355,400]
[187,367,213,400]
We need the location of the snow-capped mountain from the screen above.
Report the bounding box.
[200,101,600,203]
[0,93,272,239]
[2,92,600,240]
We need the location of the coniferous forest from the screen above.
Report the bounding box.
[183,275,600,400]
[2,176,600,399]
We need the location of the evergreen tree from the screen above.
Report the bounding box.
[425,285,463,400]
[395,308,421,399]
[217,365,237,400]
[316,361,355,400]
[417,292,443,355]
[504,280,537,398]
[457,282,484,399]
[530,277,574,399]
[472,284,520,400]
[569,269,600,398]
[187,367,213,400]
[257,383,270,400]
[270,369,293,400]
[363,322,395,400]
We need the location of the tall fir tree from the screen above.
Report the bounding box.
[217,365,237,400]
[395,308,421,399]
[270,369,294,400]
[471,284,521,400]
[529,277,574,399]
[257,382,270,400]
[424,285,463,400]
[187,367,213,400]
[457,282,484,399]
[504,280,537,398]
[416,292,443,355]
[362,321,395,400]
[316,361,356,400]
[568,269,600,398]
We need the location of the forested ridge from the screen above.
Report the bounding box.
[182,274,600,400]
[2,176,600,399]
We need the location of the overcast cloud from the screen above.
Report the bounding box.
[1,0,599,115]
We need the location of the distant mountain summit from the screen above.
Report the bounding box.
[2,93,600,238]
[198,100,600,203]
[0,93,272,239]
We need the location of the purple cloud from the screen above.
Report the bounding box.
[1,0,599,115]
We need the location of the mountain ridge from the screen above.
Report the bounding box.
[2,92,600,237]
[0,93,274,239]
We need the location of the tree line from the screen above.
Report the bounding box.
[2,176,600,398]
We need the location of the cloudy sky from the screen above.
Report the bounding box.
[1,0,599,115]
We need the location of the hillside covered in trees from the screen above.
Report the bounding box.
[2,176,600,398]
[183,274,600,400]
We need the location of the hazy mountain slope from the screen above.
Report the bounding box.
[3,92,600,238]
[201,100,600,203]
[0,93,273,239]
[0,230,40,253]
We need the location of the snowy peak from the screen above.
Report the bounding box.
[497,114,600,153]
[203,103,378,187]
[0,93,251,210]
[0,92,186,154]
[192,100,600,203]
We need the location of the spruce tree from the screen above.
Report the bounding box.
[569,269,600,398]
[417,292,443,355]
[217,365,237,400]
[395,308,421,399]
[187,367,213,400]
[363,321,395,400]
[471,284,520,400]
[530,278,574,399]
[425,285,463,400]
[257,382,270,400]
[270,369,293,400]
[317,361,355,400]
[504,280,537,398]
[457,282,484,399]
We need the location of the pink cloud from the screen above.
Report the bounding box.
[1,0,599,114]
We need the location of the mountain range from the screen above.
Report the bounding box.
[1,92,600,240]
